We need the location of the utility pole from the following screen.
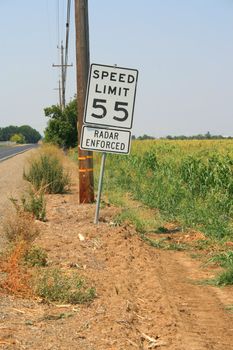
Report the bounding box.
[75,0,94,203]
[61,43,65,108]
[53,80,62,109]
[59,80,62,109]
[52,43,72,110]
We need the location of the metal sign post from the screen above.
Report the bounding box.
[94,152,107,224]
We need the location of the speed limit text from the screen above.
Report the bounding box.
[93,69,135,98]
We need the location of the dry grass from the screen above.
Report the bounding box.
[3,211,40,243]
[0,241,32,296]
[27,144,65,164]
[0,211,41,296]
[24,145,71,194]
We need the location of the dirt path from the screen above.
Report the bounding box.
[0,150,35,253]
[0,155,233,349]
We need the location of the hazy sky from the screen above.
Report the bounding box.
[0,0,233,137]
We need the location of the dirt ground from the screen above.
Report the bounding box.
[0,150,36,253]
[1,153,233,350]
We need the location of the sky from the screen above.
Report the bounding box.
[0,0,233,137]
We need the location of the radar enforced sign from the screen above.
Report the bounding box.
[81,125,131,154]
[81,63,138,154]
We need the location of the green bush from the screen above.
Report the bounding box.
[215,268,233,286]
[10,189,46,222]
[21,190,46,221]
[24,154,70,194]
[35,269,96,304]
[208,251,233,269]
[24,246,48,267]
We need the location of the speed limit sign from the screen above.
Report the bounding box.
[84,64,138,130]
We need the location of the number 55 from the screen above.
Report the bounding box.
[91,99,129,122]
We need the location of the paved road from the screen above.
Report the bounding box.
[0,144,38,161]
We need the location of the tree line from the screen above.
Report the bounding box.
[0,125,41,144]
[132,132,232,140]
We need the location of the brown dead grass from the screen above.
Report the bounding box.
[0,240,32,296]
[26,144,66,168]
[0,210,40,297]
[3,211,40,243]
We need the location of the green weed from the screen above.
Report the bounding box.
[24,154,70,194]
[24,246,48,267]
[22,190,46,221]
[35,268,96,304]
[215,268,233,286]
[225,305,233,312]
[10,189,46,222]
[194,239,211,250]
[207,251,233,268]
[141,235,188,251]
[198,267,233,287]
[114,210,147,233]
[141,236,167,249]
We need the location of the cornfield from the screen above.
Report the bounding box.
[99,140,233,239]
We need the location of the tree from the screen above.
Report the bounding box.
[44,98,77,148]
[137,134,155,140]
[18,125,41,143]
[0,126,18,141]
[0,125,41,143]
[10,133,26,144]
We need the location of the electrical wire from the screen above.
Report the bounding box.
[57,0,60,47]
[53,0,72,107]
[63,0,71,93]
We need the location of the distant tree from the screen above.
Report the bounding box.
[18,125,41,143]
[137,134,155,140]
[204,131,211,139]
[163,132,231,140]
[0,125,18,141]
[10,133,26,144]
[44,98,77,148]
[0,125,41,143]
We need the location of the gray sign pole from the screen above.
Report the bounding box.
[94,152,107,224]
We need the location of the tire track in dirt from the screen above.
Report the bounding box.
[152,250,233,350]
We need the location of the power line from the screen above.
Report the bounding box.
[56,0,60,48]
[53,42,73,109]
[64,0,71,93]
[53,0,72,109]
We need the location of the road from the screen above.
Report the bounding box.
[0,144,38,161]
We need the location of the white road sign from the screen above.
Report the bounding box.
[84,64,138,129]
[81,125,131,154]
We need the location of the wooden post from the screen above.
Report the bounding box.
[75,0,94,203]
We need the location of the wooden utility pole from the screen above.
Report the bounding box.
[61,43,65,108]
[53,80,62,109]
[75,0,94,203]
[52,43,72,110]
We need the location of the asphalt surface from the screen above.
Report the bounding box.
[0,144,38,161]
